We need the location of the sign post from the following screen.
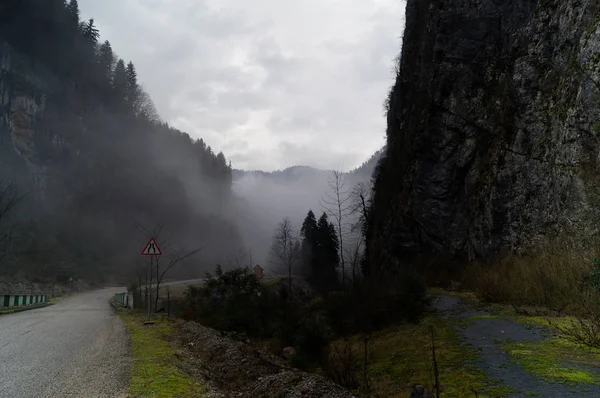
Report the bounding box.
[141,237,162,324]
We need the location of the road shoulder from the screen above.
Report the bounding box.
[117,310,210,398]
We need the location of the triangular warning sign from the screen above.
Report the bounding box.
[141,237,162,256]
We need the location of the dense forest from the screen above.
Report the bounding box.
[0,0,240,283]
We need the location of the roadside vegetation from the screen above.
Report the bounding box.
[329,314,514,397]
[462,239,600,348]
[420,245,600,390]
[118,310,208,398]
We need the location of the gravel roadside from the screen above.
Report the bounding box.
[0,288,132,398]
[176,321,356,398]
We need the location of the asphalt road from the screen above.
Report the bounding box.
[0,288,132,398]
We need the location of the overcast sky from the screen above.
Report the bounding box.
[78,0,406,172]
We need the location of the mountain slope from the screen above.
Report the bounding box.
[0,1,240,282]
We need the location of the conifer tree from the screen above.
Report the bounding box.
[66,0,80,26]
[300,210,318,274]
[125,61,139,107]
[82,18,99,44]
[113,59,128,106]
[310,213,339,292]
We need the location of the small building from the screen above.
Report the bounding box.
[254,264,264,278]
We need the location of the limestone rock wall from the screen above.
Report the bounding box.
[370,0,600,270]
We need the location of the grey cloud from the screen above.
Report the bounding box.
[78,0,404,171]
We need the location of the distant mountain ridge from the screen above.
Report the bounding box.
[233,146,386,182]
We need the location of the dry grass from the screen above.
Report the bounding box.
[461,239,600,349]
[463,240,598,314]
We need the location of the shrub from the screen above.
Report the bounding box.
[463,240,596,313]
[323,339,360,389]
[293,312,334,367]
[181,266,298,340]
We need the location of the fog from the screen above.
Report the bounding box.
[231,164,376,270]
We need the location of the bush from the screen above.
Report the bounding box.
[463,241,596,313]
[180,264,429,372]
[323,339,360,389]
[293,312,334,367]
[181,266,295,339]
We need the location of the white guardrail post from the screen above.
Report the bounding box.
[0,294,48,310]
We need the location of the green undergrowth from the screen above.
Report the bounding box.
[431,288,600,388]
[118,310,208,398]
[339,312,514,397]
[501,336,600,386]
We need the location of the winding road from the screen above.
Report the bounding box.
[0,288,132,398]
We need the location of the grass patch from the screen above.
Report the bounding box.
[335,314,514,397]
[118,310,208,397]
[501,336,600,386]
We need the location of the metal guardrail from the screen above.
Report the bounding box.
[114,292,133,308]
[0,294,49,310]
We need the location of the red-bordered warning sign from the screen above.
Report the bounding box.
[141,237,162,256]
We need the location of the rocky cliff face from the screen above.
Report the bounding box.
[370,0,600,271]
[0,42,59,201]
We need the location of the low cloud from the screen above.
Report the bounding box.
[79,0,405,171]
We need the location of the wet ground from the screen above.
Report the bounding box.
[434,295,600,397]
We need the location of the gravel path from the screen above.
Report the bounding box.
[434,295,600,397]
[0,288,132,398]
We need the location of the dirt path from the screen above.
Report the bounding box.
[434,295,600,397]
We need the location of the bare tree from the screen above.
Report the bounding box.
[134,86,160,122]
[322,170,352,288]
[154,245,204,310]
[350,182,371,234]
[347,182,371,282]
[345,235,364,288]
[229,247,250,268]
[270,217,301,292]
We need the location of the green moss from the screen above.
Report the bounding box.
[501,336,600,386]
[339,314,514,397]
[118,311,208,397]
[429,288,481,307]
[525,392,542,396]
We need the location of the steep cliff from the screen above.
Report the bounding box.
[0,42,58,203]
[370,0,600,274]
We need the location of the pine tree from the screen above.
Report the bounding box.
[66,0,80,26]
[308,213,339,292]
[113,59,128,106]
[81,18,99,44]
[300,210,318,275]
[98,41,115,80]
[125,61,139,108]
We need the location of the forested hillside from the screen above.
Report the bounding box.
[0,0,240,283]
